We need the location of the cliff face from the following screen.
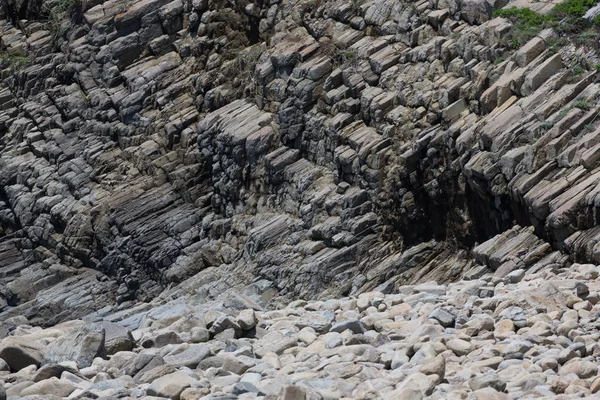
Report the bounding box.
[0,0,598,325]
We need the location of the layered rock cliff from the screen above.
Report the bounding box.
[0,0,598,329]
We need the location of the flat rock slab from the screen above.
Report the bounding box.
[163,344,210,368]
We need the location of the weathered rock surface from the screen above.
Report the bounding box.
[2,0,600,398]
[42,323,105,368]
[0,0,594,330]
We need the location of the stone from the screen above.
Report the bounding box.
[2,4,600,400]
[447,338,474,356]
[515,37,545,67]
[324,332,343,348]
[419,355,445,379]
[502,340,533,356]
[559,360,598,378]
[591,376,600,393]
[19,377,75,397]
[521,54,564,96]
[233,381,263,395]
[222,355,255,375]
[5,381,34,397]
[147,371,198,399]
[237,309,257,330]
[209,316,242,338]
[32,364,75,382]
[190,327,210,343]
[391,349,410,369]
[428,307,456,328]
[469,374,507,392]
[281,384,307,400]
[163,344,211,368]
[494,320,515,339]
[43,323,106,369]
[143,330,183,348]
[396,372,436,396]
[101,321,135,355]
[473,387,512,400]
[124,354,165,378]
[388,388,423,400]
[0,337,45,371]
[329,319,366,334]
[181,388,211,400]
[505,269,525,284]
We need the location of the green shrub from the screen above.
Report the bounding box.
[573,100,591,110]
[539,120,555,131]
[494,7,550,48]
[574,29,599,47]
[551,0,597,19]
[43,0,81,24]
[494,7,550,25]
[0,51,29,70]
[549,0,598,32]
[547,37,569,54]
[495,0,600,49]
[558,107,572,119]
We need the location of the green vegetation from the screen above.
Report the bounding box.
[234,44,263,84]
[330,45,360,71]
[547,37,569,53]
[558,107,572,119]
[494,0,600,49]
[550,0,598,29]
[527,133,542,144]
[573,100,591,110]
[574,28,599,46]
[494,7,550,48]
[0,51,29,70]
[78,87,91,106]
[573,65,585,74]
[539,120,555,131]
[566,62,586,83]
[43,0,81,24]
[494,7,550,25]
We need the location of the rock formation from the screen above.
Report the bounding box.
[2,0,600,397]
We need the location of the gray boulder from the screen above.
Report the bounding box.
[329,319,366,334]
[43,323,106,368]
[0,337,45,371]
[163,344,211,368]
[147,371,198,400]
[101,321,135,355]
